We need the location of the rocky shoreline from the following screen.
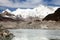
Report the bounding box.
[0,25,14,40]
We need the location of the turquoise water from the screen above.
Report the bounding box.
[9,29,60,40]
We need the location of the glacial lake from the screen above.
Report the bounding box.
[9,29,60,40]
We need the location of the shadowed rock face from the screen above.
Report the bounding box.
[43,8,60,21]
[0,16,15,21]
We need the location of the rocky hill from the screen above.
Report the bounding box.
[43,8,60,21]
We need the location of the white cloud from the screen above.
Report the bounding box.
[0,0,13,7]
[51,0,60,5]
[0,0,60,8]
[43,0,60,6]
[0,0,43,8]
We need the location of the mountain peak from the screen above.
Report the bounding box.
[34,5,59,18]
[2,9,11,13]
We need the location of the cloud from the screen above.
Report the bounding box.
[0,0,60,8]
[51,0,60,5]
[0,0,43,8]
[43,0,60,6]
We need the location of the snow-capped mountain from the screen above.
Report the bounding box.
[2,5,59,19]
[2,9,11,13]
[12,8,37,18]
[34,5,59,18]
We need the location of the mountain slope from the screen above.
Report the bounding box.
[43,8,60,21]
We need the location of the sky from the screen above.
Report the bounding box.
[0,0,60,12]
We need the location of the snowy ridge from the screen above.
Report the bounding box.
[2,5,59,19]
[2,9,11,13]
[34,5,59,18]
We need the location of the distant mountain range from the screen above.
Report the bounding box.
[1,5,58,19]
[0,4,59,21]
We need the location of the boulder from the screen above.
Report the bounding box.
[0,24,14,40]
